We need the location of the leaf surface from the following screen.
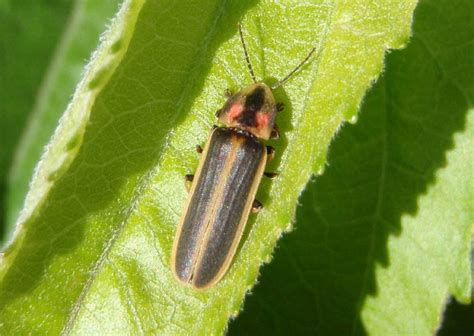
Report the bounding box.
[0,0,418,334]
[4,0,120,242]
[230,0,474,334]
[0,0,72,240]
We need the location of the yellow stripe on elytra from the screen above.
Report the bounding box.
[190,134,243,282]
[206,138,266,288]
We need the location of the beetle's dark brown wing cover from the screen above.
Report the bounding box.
[174,128,265,288]
[193,129,265,288]
[174,129,231,282]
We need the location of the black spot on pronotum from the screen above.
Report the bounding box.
[239,87,265,127]
[245,87,265,111]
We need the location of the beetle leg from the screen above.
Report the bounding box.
[252,199,263,213]
[266,145,275,162]
[264,172,279,179]
[276,102,285,112]
[196,145,203,154]
[270,125,280,140]
[212,124,218,130]
[224,89,233,98]
[185,174,194,192]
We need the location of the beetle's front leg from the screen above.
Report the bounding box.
[276,102,285,112]
[270,125,280,140]
[224,89,233,98]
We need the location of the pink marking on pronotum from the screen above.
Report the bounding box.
[256,112,270,130]
[228,103,243,121]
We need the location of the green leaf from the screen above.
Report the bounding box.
[230,0,474,334]
[4,0,121,243]
[6,0,118,242]
[0,0,418,334]
[0,0,73,240]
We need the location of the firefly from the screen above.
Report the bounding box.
[171,23,316,290]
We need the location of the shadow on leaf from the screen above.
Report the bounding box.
[229,0,473,334]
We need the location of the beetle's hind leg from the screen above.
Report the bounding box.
[265,146,278,178]
[266,146,275,162]
[252,199,263,213]
[264,172,278,179]
[185,174,194,192]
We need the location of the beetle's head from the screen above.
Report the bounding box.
[217,82,276,140]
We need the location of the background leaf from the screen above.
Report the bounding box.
[230,0,474,334]
[4,0,120,243]
[0,0,73,241]
[0,0,419,334]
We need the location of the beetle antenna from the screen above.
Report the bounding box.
[271,46,316,89]
[238,23,257,83]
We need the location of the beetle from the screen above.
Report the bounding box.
[171,23,316,290]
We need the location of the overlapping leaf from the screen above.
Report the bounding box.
[231,0,474,334]
[4,0,120,239]
[0,0,73,240]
